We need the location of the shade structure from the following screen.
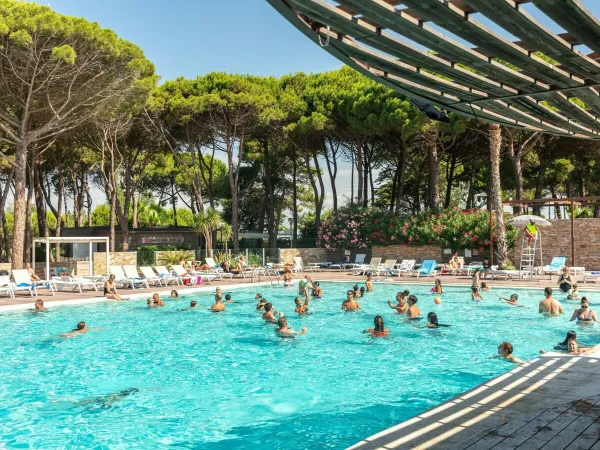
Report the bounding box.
[507,214,552,227]
[268,0,600,139]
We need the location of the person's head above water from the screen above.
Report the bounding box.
[294,297,303,305]
[255,293,262,299]
[498,341,514,356]
[560,330,577,346]
[435,279,441,286]
[35,298,44,306]
[225,294,231,301]
[76,321,86,330]
[544,287,553,297]
[568,338,578,353]
[360,287,365,294]
[408,295,418,305]
[190,300,197,307]
[481,282,488,289]
[373,315,385,332]
[264,303,273,312]
[366,273,372,280]
[314,281,319,287]
[170,290,179,298]
[259,298,266,305]
[581,298,589,308]
[427,312,438,326]
[353,285,359,291]
[346,290,355,299]
[403,289,410,297]
[510,293,519,300]
[277,316,288,328]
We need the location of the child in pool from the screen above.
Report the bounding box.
[430,279,443,294]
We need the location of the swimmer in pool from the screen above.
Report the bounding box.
[311,282,322,298]
[215,287,223,301]
[499,294,524,307]
[539,287,563,315]
[480,282,490,291]
[407,295,421,320]
[190,300,197,309]
[151,293,164,307]
[274,316,307,338]
[294,295,309,314]
[74,388,139,409]
[563,339,600,355]
[431,279,442,294]
[225,293,234,303]
[424,312,450,328]
[497,342,523,364]
[262,303,280,323]
[353,284,361,298]
[365,273,374,292]
[256,298,267,311]
[341,290,361,311]
[570,297,599,324]
[34,298,46,312]
[211,295,226,312]
[170,290,179,298]
[387,293,408,314]
[363,316,389,336]
[255,293,263,300]
[282,269,293,286]
[60,321,88,338]
[472,286,483,301]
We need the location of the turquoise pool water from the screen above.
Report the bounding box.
[1,281,598,449]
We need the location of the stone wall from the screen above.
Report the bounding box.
[93,252,137,275]
[280,248,327,265]
[513,218,600,270]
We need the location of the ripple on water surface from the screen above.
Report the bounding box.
[0,282,597,449]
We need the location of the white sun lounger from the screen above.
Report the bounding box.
[0,275,14,298]
[584,272,600,283]
[139,266,167,287]
[109,266,146,290]
[12,269,54,296]
[123,265,151,289]
[172,265,216,284]
[392,260,416,277]
[154,266,183,285]
[352,257,382,276]
[204,258,233,281]
[331,254,366,271]
[374,259,397,277]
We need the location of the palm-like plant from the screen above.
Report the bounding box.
[220,223,233,252]
[193,208,223,257]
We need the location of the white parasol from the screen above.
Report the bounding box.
[506,214,552,228]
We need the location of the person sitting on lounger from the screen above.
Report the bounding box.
[448,252,460,269]
[104,275,128,301]
[26,263,40,281]
[231,256,247,275]
[524,220,538,247]
[570,297,599,324]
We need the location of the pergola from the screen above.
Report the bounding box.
[32,237,109,279]
[269,0,600,138]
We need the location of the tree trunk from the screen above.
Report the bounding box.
[444,152,457,208]
[427,133,440,210]
[292,147,298,247]
[356,137,363,205]
[132,193,138,229]
[313,148,326,231]
[0,167,14,262]
[11,141,28,269]
[350,150,355,206]
[226,137,240,253]
[532,162,547,216]
[24,161,34,266]
[33,160,48,239]
[551,188,562,219]
[171,178,178,227]
[466,162,476,209]
[323,138,338,211]
[304,153,322,234]
[56,170,64,260]
[489,124,507,265]
[72,164,81,228]
[264,141,277,252]
[109,188,116,252]
[394,142,407,214]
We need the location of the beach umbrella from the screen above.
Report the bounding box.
[507,214,551,227]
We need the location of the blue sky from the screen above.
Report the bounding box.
[39,0,343,81]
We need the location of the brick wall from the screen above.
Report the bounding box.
[325,249,373,265]
[93,252,137,275]
[280,248,327,265]
[513,218,600,270]
[372,245,442,262]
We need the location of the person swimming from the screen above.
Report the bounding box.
[430,279,442,294]
[294,295,309,314]
[255,293,263,300]
[34,298,46,312]
[190,300,197,309]
[387,293,408,314]
[274,315,307,338]
[151,293,164,307]
[60,321,87,338]
[342,290,361,311]
[225,293,234,303]
[170,290,179,298]
[480,282,490,291]
[499,294,523,307]
[363,316,389,337]
[425,312,450,328]
[407,295,421,320]
[73,388,139,409]
[497,342,523,364]
[311,282,322,298]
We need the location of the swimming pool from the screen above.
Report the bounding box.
[1,281,598,449]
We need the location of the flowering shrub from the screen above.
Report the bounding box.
[317,207,518,251]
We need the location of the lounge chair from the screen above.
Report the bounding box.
[583,272,600,283]
[407,260,438,278]
[154,266,183,285]
[373,259,397,277]
[172,264,216,284]
[204,257,234,281]
[490,266,532,280]
[331,253,366,271]
[542,256,566,279]
[392,260,416,277]
[0,275,14,298]
[352,257,382,276]
[139,266,167,287]
[293,256,316,273]
[109,265,146,290]
[123,265,151,289]
[11,269,54,296]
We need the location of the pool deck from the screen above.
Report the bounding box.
[0,269,597,310]
[349,354,600,450]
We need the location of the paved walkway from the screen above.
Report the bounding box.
[349,355,600,450]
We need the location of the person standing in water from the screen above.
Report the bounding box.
[539,287,563,315]
[365,274,374,292]
[363,316,389,336]
[342,290,361,311]
[570,297,599,324]
[274,316,307,338]
[407,295,421,319]
[294,295,310,314]
[211,295,226,312]
[431,279,442,294]
[34,298,46,312]
[262,303,280,323]
[387,293,408,314]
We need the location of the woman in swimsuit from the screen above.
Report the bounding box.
[570,297,599,324]
[294,295,309,314]
[104,275,127,300]
[363,316,389,337]
[430,279,442,294]
[311,282,322,298]
[424,312,450,328]
[558,266,575,294]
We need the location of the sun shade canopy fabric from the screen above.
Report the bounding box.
[268,0,600,139]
